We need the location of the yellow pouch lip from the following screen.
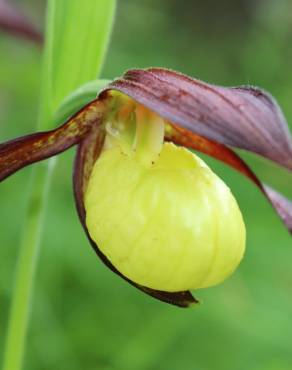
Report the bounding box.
[85,142,246,292]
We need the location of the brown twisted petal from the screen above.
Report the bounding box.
[165,124,292,233]
[263,185,292,232]
[108,68,292,170]
[0,0,42,44]
[73,127,198,308]
[0,99,105,182]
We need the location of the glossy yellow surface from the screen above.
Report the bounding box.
[85,142,246,292]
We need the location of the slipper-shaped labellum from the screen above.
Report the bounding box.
[1,68,292,307]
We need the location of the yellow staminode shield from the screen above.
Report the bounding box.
[85,141,245,292]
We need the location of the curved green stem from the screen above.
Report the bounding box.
[2,162,54,370]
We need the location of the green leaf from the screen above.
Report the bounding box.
[39,0,116,130]
[55,79,110,124]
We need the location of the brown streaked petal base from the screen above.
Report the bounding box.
[73,127,198,308]
[0,99,105,182]
[108,68,292,170]
[166,124,292,234]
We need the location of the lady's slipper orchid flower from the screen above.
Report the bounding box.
[1,68,292,307]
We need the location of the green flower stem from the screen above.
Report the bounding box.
[2,162,54,370]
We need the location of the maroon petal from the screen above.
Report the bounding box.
[263,185,292,232]
[0,0,42,43]
[0,99,105,182]
[166,123,292,234]
[73,126,198,308]
[108,68,292,170]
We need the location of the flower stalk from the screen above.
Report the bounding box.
[2,162,54,370]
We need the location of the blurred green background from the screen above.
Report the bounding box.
[1,0,292,369]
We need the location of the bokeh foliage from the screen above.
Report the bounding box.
[0,0,292,369]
